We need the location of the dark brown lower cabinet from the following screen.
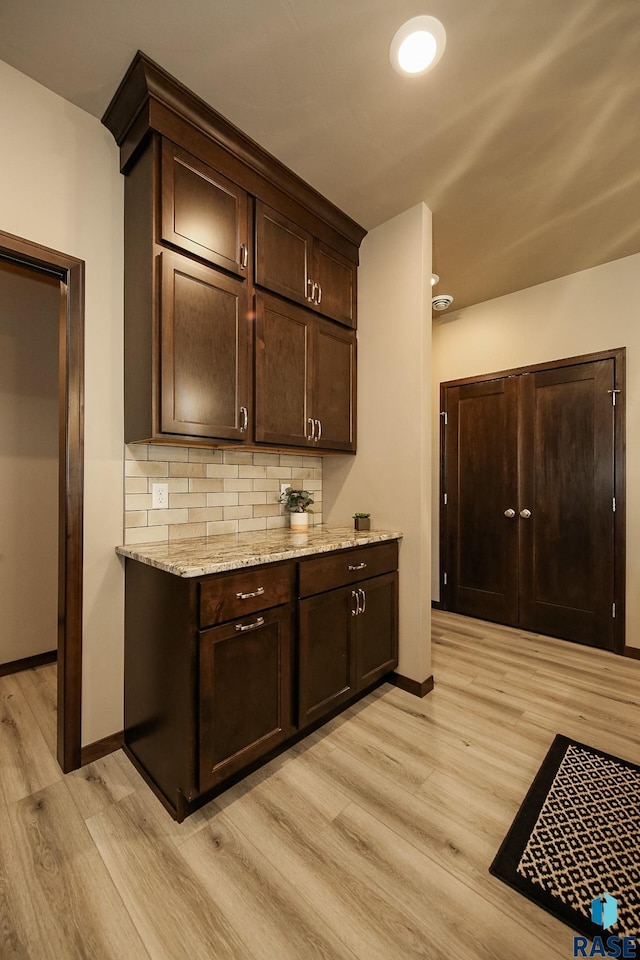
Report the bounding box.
[298,571,399,727]
[199,605,293,792]
[298,585,356,726]
[298,547,399,726]
[123,539,399,821]
[354,573,399,690]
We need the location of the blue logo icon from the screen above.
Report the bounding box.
[592,894,618,930]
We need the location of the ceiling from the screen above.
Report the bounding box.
[1,0,639,312]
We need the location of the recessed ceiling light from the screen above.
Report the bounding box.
[390,16,446,78]
[431,273,440,286]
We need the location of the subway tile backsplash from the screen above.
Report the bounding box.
[123,446,323,545]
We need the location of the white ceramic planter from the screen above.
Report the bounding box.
[290,511,309,530]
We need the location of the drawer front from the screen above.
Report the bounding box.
[199,562,294,627]
[298,541,398,599]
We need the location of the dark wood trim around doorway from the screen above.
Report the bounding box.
[0,229,84,772]
[439,347,626,655]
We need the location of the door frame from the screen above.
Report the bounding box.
[0,229,84,771]
[439,347,626,653]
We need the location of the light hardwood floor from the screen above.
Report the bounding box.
[2,611,639,959]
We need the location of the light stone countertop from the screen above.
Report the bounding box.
[116,525,403,578]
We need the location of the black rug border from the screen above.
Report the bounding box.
[489,733,640,940]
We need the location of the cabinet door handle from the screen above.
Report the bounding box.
[358,588,366,615]
[315,282,322,305]
[348,562,367,571]
[307,278,315,302]
[351,590,359,616]
[315,419,322,442]
[235,616,265,633]
[239,243,248,269]
[235,586,265,600]
[239,406,248,432]
[307,417,316,441]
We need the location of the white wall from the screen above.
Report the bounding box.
[0,262,59,663]
[324,203,432,684]
[0,59,125,742]
[432,251,640,649]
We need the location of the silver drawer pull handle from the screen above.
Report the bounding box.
[351,590,359,616]
[235,587,265,600]
[307,417,315,441]
[348,562,367,571]
[240,243,248,269]
[235,616,265,633]
[307,278,315,302]
[358,588,366,615]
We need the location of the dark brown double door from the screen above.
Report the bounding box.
[442,353,624,651]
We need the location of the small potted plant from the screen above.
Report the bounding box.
[279,487,314,530]
[353,512,371,531]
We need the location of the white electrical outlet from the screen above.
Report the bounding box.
[151,483,168,509]
[280,483,290,497]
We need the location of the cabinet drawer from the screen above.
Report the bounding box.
[298,541,398,599]
[199,562,294,627]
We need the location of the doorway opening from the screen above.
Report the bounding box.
[439,348,625,653]
[0,229,84,772]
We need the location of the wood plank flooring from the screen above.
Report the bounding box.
[2,611,639,959]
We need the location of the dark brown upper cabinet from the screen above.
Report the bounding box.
[256,201,357,329]
[161,141,249,277]
[103,51,365,449]
[160,251,251,440]
[255,293,356,452]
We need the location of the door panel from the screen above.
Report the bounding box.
[518,361,615,648]
[443,355,619,651]
[313,317,356,451]
[314,240,357,328]
[298,586,356,727]
[446,378,519,624]
[255,201,312,306]
[161,141,248,275]
[160,251,250,439]
[254,293,311,447]
[199,605,293,791]
[355,573,398,690]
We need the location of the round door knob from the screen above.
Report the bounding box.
[520,508,532,519]
[504,508,516,518]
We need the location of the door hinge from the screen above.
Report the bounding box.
[443,492,448,505]
[443,572,448,586]
[613,497,616,513]
[440,411,448,425]
[612,602,616,618]
[608,389,621,406]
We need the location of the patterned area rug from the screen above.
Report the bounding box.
[490,735,640,938]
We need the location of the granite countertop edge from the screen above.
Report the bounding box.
[116,525,403,578]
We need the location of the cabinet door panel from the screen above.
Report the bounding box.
[298,586,357,727]
[255,201,313,306]
[355,573,398,690]
[313,318,356,452]
[161,141,249,276]
[199,606,293,791]
[161,251,250,439]
[314,240,357,328]
[255,293,311,447]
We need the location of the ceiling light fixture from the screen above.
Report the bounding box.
[390,15,446,78]
[431,273,439,286]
